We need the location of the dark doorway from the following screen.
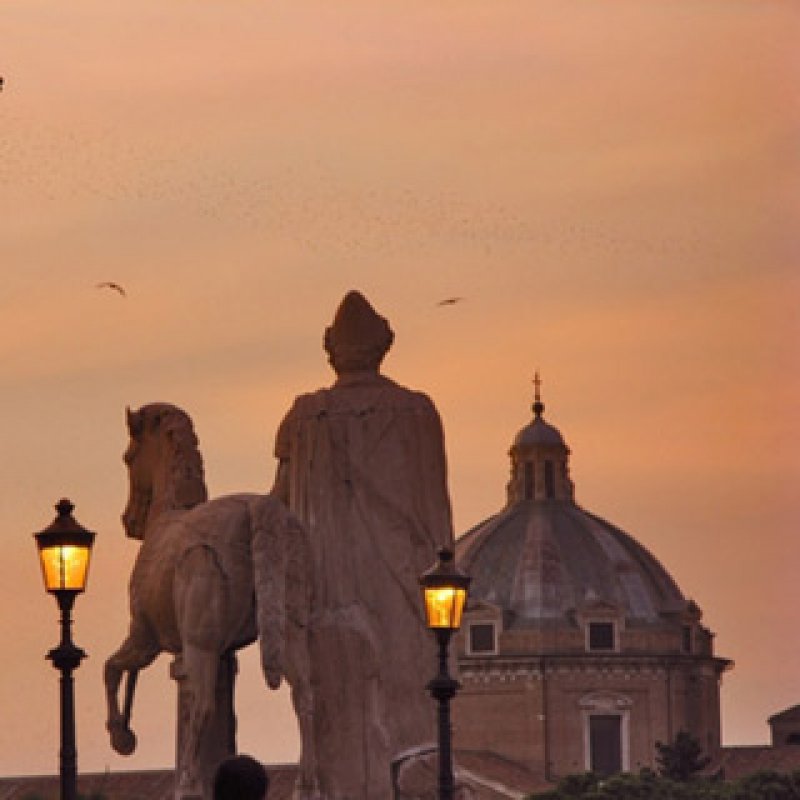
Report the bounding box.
[589,714,622,777]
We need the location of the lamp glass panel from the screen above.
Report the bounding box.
[424,586,467,630]
[39,544,91,592]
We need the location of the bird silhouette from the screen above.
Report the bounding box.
[96,282,126,297]
[436,297,464,306]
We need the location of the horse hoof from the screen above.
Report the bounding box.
[111,726,137,756]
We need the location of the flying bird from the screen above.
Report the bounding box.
[96,281,127,297]
[436,296,464,306]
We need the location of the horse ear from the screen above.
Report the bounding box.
[126,407,144,437]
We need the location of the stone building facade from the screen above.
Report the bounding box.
[453,384,732,784]
[769,705,800,747]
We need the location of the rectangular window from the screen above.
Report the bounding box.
[588,622,615,651]
[544,460,555,498]
[468,622,497,655]
[682,625,693,654]
[589,715,622,777]
[524,462,534,499]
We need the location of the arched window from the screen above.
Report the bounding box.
[682,625,693,654]
[524,462,534,499]
[544,460,555,498]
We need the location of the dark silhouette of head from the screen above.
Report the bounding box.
[213,755,269,800]
[324,290,394,375]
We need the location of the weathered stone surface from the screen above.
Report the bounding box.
[273,291,455,798]
[105,404,318,800]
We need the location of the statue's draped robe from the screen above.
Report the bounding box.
[275,373,454,799]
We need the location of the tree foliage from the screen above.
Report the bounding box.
[656,730,711,781]
[528,769,800,800]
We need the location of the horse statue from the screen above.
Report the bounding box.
[104,403,319,800]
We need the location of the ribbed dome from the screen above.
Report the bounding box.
[457,381,688,629]
[457,503,686,627]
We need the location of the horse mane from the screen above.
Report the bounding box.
[130,403,208,510]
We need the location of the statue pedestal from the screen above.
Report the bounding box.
[171,653,238,800]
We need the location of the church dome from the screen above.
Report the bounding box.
[457,503,686,627]
[452,377,730,782]
[456,379,688,630]
[513,416,566,449]
[512,381,567,450]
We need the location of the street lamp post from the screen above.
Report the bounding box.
[34,498,96,800]
[419,548,471,800]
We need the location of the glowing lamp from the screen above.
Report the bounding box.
[35,498,95,595]
[420,548,470,631]
[34,497,96,800]
[419,548,470,800]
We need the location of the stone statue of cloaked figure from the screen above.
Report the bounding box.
[273,290,455,799]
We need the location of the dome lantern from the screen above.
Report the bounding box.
[507,373,574,504]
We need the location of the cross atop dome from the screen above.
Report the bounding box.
[532,370,544,418]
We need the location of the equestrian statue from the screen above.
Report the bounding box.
[103,403,319,800]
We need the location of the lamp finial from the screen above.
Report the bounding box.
[56,498,75,518]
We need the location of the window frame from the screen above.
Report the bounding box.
[524,461,534,500]
[544,459,555,498]
[466,620,499,656]
[681,624,693,654]
[586,620,617,652]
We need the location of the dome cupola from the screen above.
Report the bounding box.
[458,376,688,627]
[507,373,574,504]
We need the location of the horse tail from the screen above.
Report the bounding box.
[250,495,309,690]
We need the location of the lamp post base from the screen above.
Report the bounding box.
[48,591,85,800]
[427,629,460,800]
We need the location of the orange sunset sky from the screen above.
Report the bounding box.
[1,0,798,779]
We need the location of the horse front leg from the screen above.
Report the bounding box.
[104,623,160,756]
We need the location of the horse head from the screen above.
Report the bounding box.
[122,403,208,539]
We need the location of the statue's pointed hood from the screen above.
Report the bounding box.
[324,290,394,373]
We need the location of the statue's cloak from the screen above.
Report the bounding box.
[275,373,454,798]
